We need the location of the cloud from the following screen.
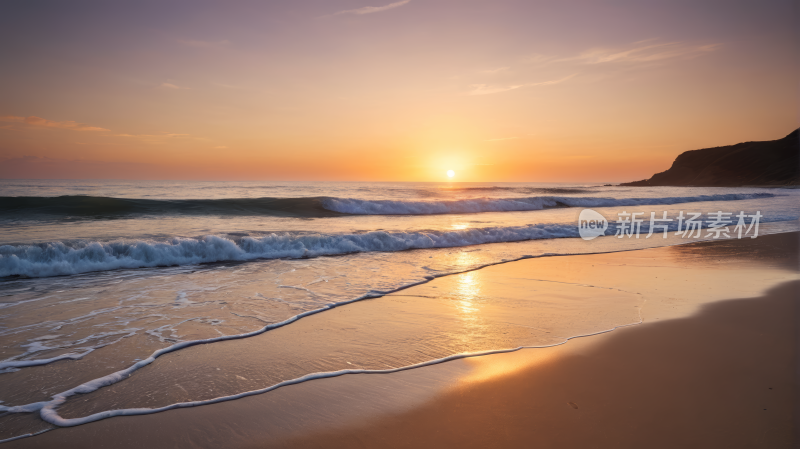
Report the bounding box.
[161,82,189,89]
[468,84,526,96]
[0,115,108,131]
[0,156,164,180]
[465,40,718,96]
[336,0,410,15]
[523,54,556,65]
[0,115,200,148]
[569,41,720,65]
[467,74,575,96]
[117,132,189,138]
[115,132,192,144]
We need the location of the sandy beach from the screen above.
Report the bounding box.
[7,232,797,449]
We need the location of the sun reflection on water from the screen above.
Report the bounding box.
[456,271,481,314]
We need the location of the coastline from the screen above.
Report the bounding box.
[7,232,798,448]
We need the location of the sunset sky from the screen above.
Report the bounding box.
[0,0,797,182]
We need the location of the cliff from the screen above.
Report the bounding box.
[622,129,799,187]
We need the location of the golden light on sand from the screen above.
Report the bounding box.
[447,170,455,178]
[456,271,481,311]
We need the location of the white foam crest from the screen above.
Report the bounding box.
[0,352,91,372]
[0,329,139,372]
[322,193,775,215]
[0,224,578,278]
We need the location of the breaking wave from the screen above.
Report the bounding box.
[321,193,774,215]
[1,224,580,278]
[0,193,775,219]
[2,206,787,279]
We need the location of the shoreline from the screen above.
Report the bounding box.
[281,281,797,448]
[6,232,799,448]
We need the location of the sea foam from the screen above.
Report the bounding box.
[321,193,775,215]
[0,224,577,278]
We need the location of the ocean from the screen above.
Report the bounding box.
[1,179,799,441]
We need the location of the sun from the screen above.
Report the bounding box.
[447,170,455,178]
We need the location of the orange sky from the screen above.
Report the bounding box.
[0,0,797,182]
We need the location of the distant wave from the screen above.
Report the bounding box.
[1,225,580,278]
[321,193,775,215]
[0,196,339,218]
[437,186,592,194]
[0,193,775,219]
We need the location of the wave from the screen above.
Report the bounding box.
[0,196,340,219]
[321,193,775,215]
[2,205,788,279]
[0,225,579,278]
[437,186,592,194]
[0,193,776,219]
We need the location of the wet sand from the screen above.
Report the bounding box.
[280,283,798,449]
[8,233,799,448]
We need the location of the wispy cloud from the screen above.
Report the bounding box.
[465,40,715,96]
[468,84,526,96]
[569,41,720,65]
[0,115,202,146]
[522,54,556,65]
[114,132,192,144]
[467,74,575,96]
[0,156,162,180]
[0,115,108,131]
[117,132,189,139]
[336,0,410,15]
[161,82,189,89]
